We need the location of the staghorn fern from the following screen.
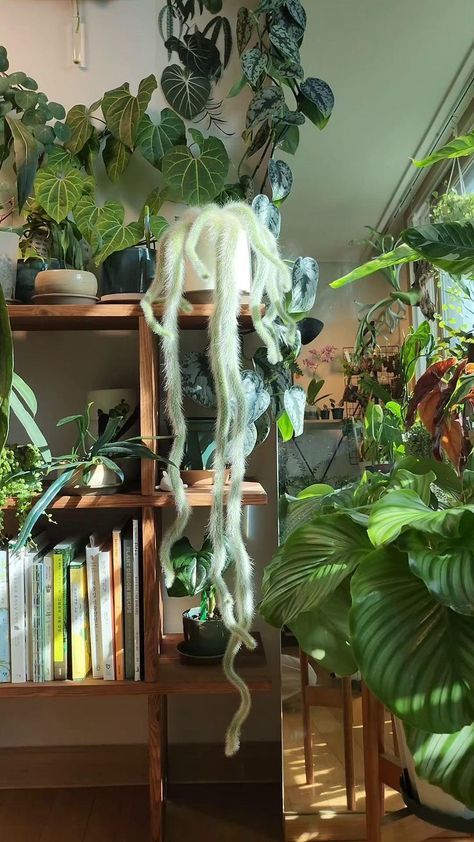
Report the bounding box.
[141,202,295,754]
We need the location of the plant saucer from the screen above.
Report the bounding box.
[176,640,224,665]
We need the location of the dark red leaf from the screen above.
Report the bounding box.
[406,358,457,427]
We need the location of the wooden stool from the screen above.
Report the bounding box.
[299,650,356,811]
[362,684,472,842]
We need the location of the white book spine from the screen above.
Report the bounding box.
[132,520,140,681]
[8,548,27,683]
[32,562,43,682]
[86,546,103,679]
[43,555,53,682]
[24,550,34,682]
[98,549,115,681]
[0,549,10,682]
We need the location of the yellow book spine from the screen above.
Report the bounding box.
[70,564,91,681]
[53,552,65,679]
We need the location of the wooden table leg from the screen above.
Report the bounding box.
[342,676,355,811]
[149,694,166,842]
[362,684,383,842]
[299,651,313,785]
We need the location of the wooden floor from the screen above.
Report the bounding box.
[0,783,282,842]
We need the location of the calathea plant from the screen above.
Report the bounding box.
[260,459,474,809]
[141,201,297,755]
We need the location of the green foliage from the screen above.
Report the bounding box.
[0,286,12,452]
[431,190,474,224]
[0,444,44,538]
[413,131,474,168]
[161,131,229,204]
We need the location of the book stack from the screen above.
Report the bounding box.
[0,519,142,683]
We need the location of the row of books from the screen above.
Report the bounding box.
[0,519,142,683]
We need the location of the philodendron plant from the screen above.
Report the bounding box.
[260,458,474,809]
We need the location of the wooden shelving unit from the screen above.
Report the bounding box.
[5,303,271,841]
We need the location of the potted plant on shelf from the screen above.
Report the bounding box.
[167,536,230,660]
[330,398,344,420]
[320,403,330,420]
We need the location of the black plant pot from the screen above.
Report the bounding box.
[320,409,330,420]
[331,407,344,420]
[16,258,61,303]
[182,607,230,657]
[101,246,156,297]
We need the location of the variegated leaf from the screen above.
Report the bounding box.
[64,104,94,155]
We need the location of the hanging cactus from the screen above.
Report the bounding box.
[141,201,295,754]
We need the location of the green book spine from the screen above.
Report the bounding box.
[122,526,134,681]
[53,540,79,681]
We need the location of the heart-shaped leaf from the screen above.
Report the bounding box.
[161,65,210,120]
[268,158,293,203]
[236,7,254,54]
[284,385,306,436]
[102,135,131,182]
[75,195,142,264]
[402,222,474,277]
[269,22,302,63]
[64,104,94,155]
[241,47,267,87]
[405,723,474,809]
[290,256,319,313]
[241,370,271,425]
[351,548,474,733]
[285,0,307,29]
[102,74,157,149]
[14,90,38,110]
[34,163,90,222]
[162,136,229,204]
[276,124,300,155]
[167,33,221,78]
[166,536,213,597]
[246,122,271,158]
[5,116,41,209]
[299,78,334,128]
[136,109,186,168]
[246,86,285,129]
[253,346,291,416]
[251,194,281,237]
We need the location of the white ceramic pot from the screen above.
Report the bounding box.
[183,228,251,303]
[35,268,98,297]
[395,719,474,819]
[0,231,19,300]
[63,463,122,496]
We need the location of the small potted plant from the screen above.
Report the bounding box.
[320,403,330,420]
[305,378,331,419]
[330,398,344,420]
[166,536,230,660]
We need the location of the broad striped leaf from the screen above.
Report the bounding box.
[162,136,229,204]
[5,116,41,208]
[136,109,186,168]
[405,724,474,809]
[102,135,131,182]
[402,222,474,277]
[367,489,474,547]
[161,65,210,120]
[9,389,51,462]
[241,47,267,87]
[260,512,370,627]
[102,74,157,149]
[236,6,254,54]
[330,245,421,288]
[34,163,90,222]
[289,581,357,676]
[268,158,293,203]
[64,104,93,155]
[414,132,474,168]
[406,532,474,616]
[350,548,474,733]
[289,256,318,312]
[298,78,334,129]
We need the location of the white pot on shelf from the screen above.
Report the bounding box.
[183,227,251,303]
[395,719,474,820]
[0,231,19,300]
[34,268,98,297]
[62,463,122,496]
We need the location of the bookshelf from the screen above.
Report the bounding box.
[5,303,271,841]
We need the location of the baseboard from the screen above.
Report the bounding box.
[0,741,280,789]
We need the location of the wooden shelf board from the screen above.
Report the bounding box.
[0,634,271,697]
[2,482,267,511]
[157,633,272,695]
[8,303,256,331]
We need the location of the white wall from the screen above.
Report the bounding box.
[1,0,282,749]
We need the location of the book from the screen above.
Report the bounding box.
[8,546,26,683]
[132,519,141,682]
[86,541,102,679]
[98,540,115,680]
[122,523,134,681]
[43,553,53,682]
[0,548,10,683]
[112,524,125,681]
[53,538,79,680]
[31,561,44,682]
[69,556,91,681]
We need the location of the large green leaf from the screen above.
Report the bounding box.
[241,48,267,87]
[298,78,334,129]
[102,74,157,149]
[0,286,12,451]
[330,244,420,288]
[246,87,285,130]
[102,135,131,182]
[166,537,213,598]
[367,489,474,547]
[162,134,229,204]
[269,22,301,64]
[94,212,142,265]
[406,532,474,616]
[350,548,474,733]
[405,723,474,809]
[161,65,210,120]
[289,580,357,675]
[64,104,93,155]
[260,512,370,627]
[136,109,186,168]
[9,388,51,462]
[34,163,90,223]
[413,132,474,168]
[74,195,123,244]
[5,116,41,209]
[402,222,474,277]
[283,385,305,437]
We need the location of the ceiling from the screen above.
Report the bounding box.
[281,0,474,263]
